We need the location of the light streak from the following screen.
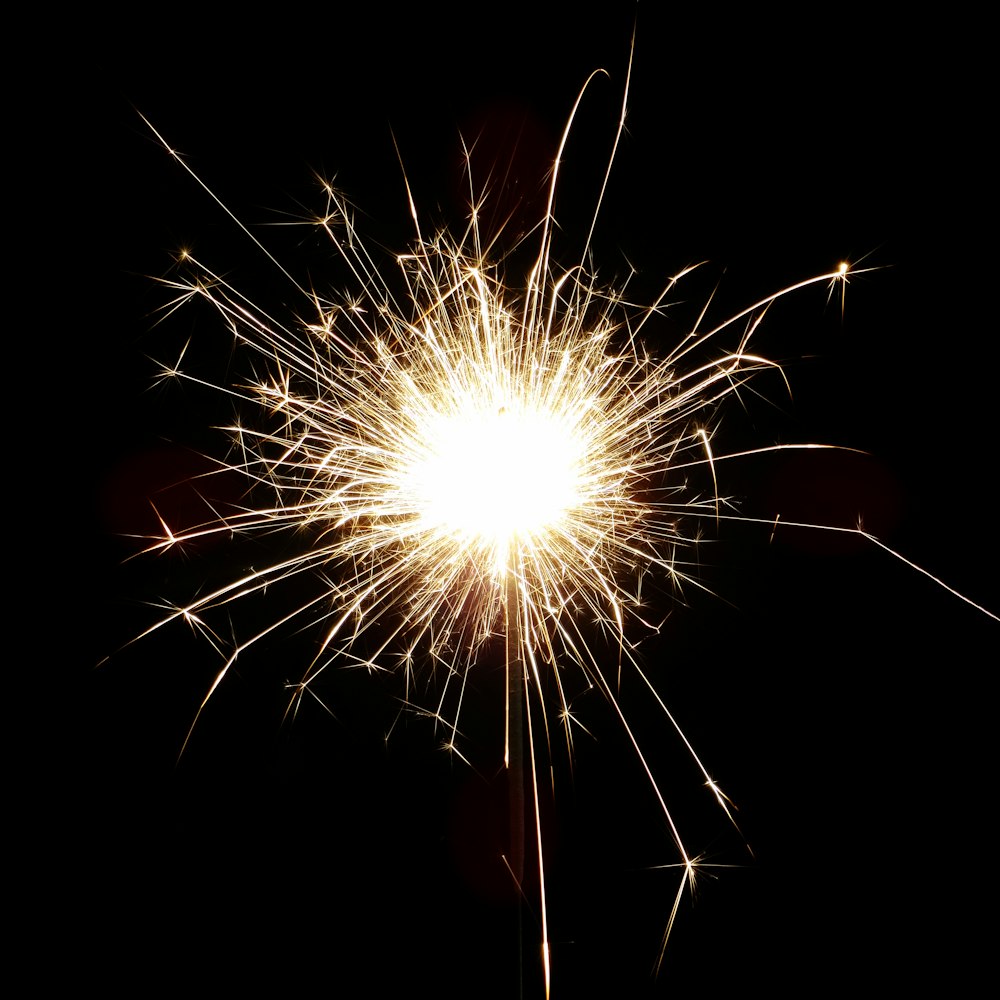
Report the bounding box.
[124,62,995,996]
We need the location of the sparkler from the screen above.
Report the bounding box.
[120,56,996,999]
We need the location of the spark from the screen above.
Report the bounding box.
[125,65,992,995]
[143,212,840,769]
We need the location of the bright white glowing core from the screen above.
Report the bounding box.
[408,402,583,555]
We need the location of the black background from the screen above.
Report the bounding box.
[52,6,997,997]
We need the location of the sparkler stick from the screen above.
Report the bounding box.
[505,565,527,994]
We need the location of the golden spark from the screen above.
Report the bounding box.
[125,66,995,996]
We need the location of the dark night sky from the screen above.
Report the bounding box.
[51,6,997,997]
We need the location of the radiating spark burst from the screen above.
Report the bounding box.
[129,73,993,993]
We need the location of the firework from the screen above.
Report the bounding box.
[117,57,996,998]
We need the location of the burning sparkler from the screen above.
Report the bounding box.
[114,42,997,999]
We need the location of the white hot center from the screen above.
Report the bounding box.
[410,403,582,553]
